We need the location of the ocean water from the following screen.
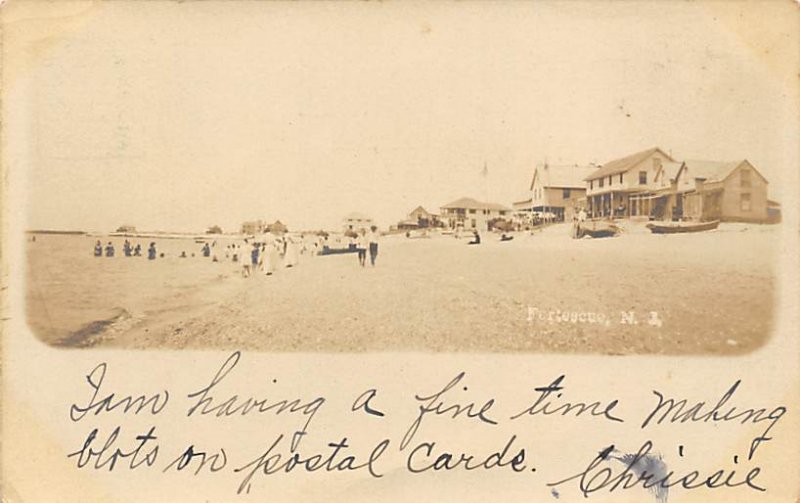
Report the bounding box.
[25,234,243,345]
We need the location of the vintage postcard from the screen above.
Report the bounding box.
[2,1,798,502]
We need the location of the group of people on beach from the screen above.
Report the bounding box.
[354,226,380,267]
[238,235,304,278]
[91,228,382,277]
[94,240,158,260]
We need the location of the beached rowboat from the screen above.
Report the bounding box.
[574,221,620,239]
[646,220,720,234]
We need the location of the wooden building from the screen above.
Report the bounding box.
[343,212,374,232]
[678,160,769,223]
[440,197,511,231]
[585,147,675,218]
[241,220,265,235]
[514,164,597,222]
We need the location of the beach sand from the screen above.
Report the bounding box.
[25,223,778,354]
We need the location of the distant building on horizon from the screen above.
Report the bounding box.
[343,212,374,233]
[266,220,288,234]
[397,206,441,230]
[440,197,510,231]
[241,220,266,235]
[115,225,137,234]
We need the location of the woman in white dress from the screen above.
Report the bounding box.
[264,238,280,276]
[284,236,300,268]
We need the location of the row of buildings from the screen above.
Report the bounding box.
[513,146,777,225]
[394,146,777,233]
[319,147,778,235]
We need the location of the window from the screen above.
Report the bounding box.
[639,171,647,185]
[619,173,623,184]
[468,209,476,214]
[741,169,752,188]
[563,188,571,199]
[599,178,604,188]
[608,175,612,186]
[741,193,751,212]
[590,181,594,190]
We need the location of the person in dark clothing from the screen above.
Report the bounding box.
[368,226,380,266]
[148,242,157,260]
[468,231,481,245]
[202,243,211,257]
[133,244,142,256]
[105,242,115,257]
[94,240,103,257]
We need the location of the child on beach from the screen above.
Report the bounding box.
[245,242,259,278]
[94,240,102,257]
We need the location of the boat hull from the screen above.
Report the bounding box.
[646,220,720,234]
[574,222,620,239]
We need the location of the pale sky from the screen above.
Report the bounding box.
[6,1,798,232]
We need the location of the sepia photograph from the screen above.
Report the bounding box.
[18,1,788,355]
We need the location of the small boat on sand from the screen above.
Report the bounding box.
[574,221,620,239]
[646,220,720,234]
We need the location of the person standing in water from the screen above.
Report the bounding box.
[94,240,103,257]
[368,225,380,267]
[148,242,157,260]
[105,241,115,257]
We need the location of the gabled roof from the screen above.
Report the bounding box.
[681,160,755,184]
[658,161,684,183]
[530,164,598,190]
[585,147,673,181]
[512,198,532,210]
[441,197,510,211]
[409,206,434,216]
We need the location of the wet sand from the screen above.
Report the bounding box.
[25,223,778,354]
